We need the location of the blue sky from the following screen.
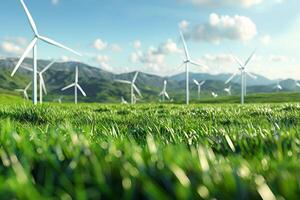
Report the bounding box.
[0,0,300,79]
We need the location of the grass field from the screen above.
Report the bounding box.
[0,94,299,199]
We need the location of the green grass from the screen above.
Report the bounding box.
[0,94,299,199]
[196,92,300,104]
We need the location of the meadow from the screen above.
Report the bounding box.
[0,94,299,199]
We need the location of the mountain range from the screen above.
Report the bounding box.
[0,57,299,103]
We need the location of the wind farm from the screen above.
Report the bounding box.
[0,0,300,199]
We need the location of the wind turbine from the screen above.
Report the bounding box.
[61,66,86,104]
[178,31,207,105]
[225,50,257,105]
[132,93,141,104]
[212,92,218,98]
[274,80,283,92]
[193,80,206,99]
[295,80,300,88]
[15,82,32,100]
[224,85,232,96]
[53,96,63,104]
[121,97,128,105]
[159,80,170,102]
[22,60,56,104]
[115,72,142,104]
[11,0,81,105]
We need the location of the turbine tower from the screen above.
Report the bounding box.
[193,80,205,99]
[22,60,56,104]
[225,50,257,105]
[15,82,32,100]
[178,31,206,105]
[159,80,170,102]
[11,0,81,105]
[61,66,86,104]
[115,72,142,104]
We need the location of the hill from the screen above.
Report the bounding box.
[1,58,299,103]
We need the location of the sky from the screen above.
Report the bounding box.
[0,0,300,79]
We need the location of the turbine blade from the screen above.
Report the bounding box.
[231,55,243,68]
[190,60,207,69]
[165,92,170,99]
[246,71,257,79]
[225,72,238,84]
[15,89,24,92]
[20,0,39,35]
[24,91,29,100]
[132,72,139,83]
[200,80,206,86]
[193,79,199,85]
[11,38,37,77]
[180,31,190,60]
[133,84,142,97]
[61,83,75,91]
[244,49,256,67]
[25,82,32,90]
[114,79,131,84]
[41,60,55,73]
[176,62,185,71]
[40,75,47,94]
[21,65,33,72]
[39,35,81,56]
[77,84,87,97]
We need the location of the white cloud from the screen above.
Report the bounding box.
[157,39,182,54]
[51,0,59,5]
[95,55,113,71]
[110,44,122,53]
[0,37,28,55]
[179,20,190,30]
[260,35,271,46]
[201,53,234,64]
[61,55,70,62]
[1,42,22,54]
[187,13,257,44]
[129,39,182,73]
[93,38,108,51]
[133,40,142,49]
[130,48,165,73]
[269,55,291,63]
[179,0,264,8]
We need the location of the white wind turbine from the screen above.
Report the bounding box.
[11,0,81,105]
[15,82,32,100]
[193,80,205,99]
[212,92,218,98]
[224,85,232,96]
[274,80,283,92]
[295,80,300,88]
[121,97,128,105]
[22,60,56,104]
[178,31,207,105]
[54,96,63,104]
[61,66,86,104]
[159,80,170,102]
[115,72,142,104]
[225,50,257,105]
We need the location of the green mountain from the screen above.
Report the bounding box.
[0,58,299,103]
